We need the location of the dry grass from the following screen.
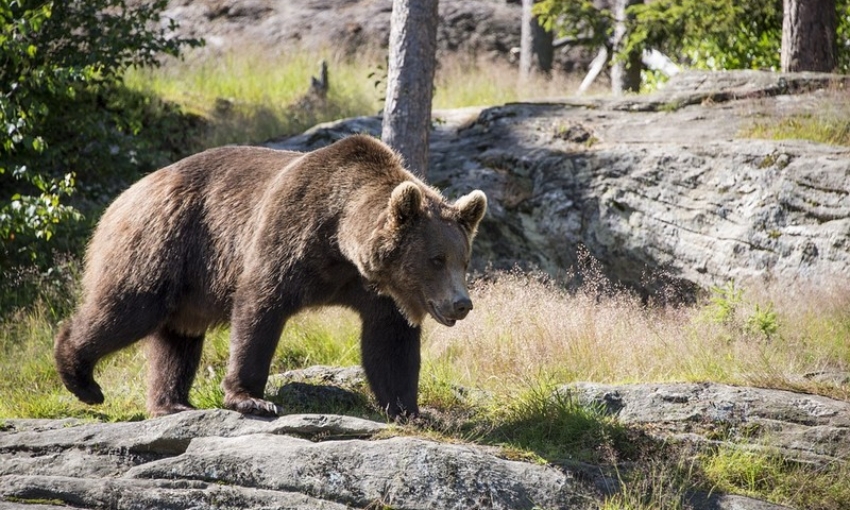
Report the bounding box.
[433,56,597,109]
[424,269,850,402]
[9,266,847,420]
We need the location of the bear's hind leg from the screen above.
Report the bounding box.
[146,327,204,417]
[54,319,104,405]
[54,296,165,406]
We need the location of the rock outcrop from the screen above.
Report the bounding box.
[563,382,850,467]
[3,385,818,510]
[0,409,586,509]
[270,70,850,296]
[155,0,523,63]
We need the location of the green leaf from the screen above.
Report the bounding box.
[0,0,199,279]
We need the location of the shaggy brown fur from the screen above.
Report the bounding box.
[54,135,487,418]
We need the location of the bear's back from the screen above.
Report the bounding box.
[81,146,304,311]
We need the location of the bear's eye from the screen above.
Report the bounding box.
[430,255,446,269]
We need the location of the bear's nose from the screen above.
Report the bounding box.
[453,297,473,317]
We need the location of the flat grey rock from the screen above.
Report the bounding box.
[127,434,585,510]
[1,410,589,510]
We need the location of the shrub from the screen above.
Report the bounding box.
[0,0,201,312]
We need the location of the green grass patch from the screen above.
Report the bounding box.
[124,49,383,149]
[598,457,701,510]
[272,309,362,370]
[598,439,850,510]
[0,299,148,421]
[742,86,850,147]
[746,114,850,146]
[700,446,850,510]
[0,305,363,421]
[479,381,633,464]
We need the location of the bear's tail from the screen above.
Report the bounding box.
[54,318,105,405]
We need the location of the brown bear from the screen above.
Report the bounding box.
[54,134,487,418]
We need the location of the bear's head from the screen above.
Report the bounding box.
[365,182,487,326]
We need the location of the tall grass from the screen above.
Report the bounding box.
[0,305,362,420]
[700,445,850,509]
[0,304,148,421]
[425,270,850,401]
[432,56,590,109]
[123,47,594,150]
[4,267,849,418]
[124,48,383,148]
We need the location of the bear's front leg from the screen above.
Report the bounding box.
[223,294,290,417]
[357,295,422,419]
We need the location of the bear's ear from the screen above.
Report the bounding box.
[388,181,423,227]
[455,190,487,235]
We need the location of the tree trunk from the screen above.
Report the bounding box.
[781,0,837,72]
[577,46,608,95]
[381,0,439,179]
[610,0,641,95]
[519,0,554,82]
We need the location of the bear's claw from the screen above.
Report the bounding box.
[226,397,280,417]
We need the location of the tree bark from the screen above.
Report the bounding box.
[610,0,641,95]
[381,0,439,179]
[781,0,837,72]
[519,0,554,82]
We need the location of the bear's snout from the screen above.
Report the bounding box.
[453,297,473,318]
[429,294,474,327]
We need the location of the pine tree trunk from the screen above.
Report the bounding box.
[519,0,554,82]
[381,0,439,179]
[611,0,642,95]
[781,0,836,72]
